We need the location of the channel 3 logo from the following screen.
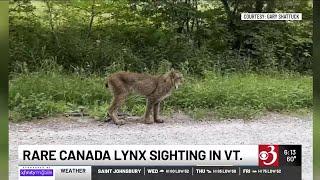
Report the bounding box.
[258,145,279,167]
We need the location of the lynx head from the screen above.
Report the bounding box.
[168,69,183,89]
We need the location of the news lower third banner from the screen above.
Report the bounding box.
[18,145,301,180]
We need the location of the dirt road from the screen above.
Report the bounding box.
[9,113,312,180]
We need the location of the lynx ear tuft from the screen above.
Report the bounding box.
[169,70,175,79]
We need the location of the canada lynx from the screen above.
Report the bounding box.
[105,69,183,125]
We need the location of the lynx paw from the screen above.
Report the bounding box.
[144,118,154,124]
[155,119,164,123]
[115,120,125,125]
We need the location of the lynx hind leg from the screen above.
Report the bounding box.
[107,80,128,125]
[153,102,164,123]
[144,99,155,124]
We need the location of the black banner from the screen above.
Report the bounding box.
[91,166,301,180]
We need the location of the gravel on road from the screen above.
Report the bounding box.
[9,113,312,180]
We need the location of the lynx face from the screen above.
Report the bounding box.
[170,71,183,89]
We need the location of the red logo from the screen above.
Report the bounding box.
[259,145,279,167]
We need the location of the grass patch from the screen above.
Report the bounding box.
[170,72,312,119]
[9,71,312,121]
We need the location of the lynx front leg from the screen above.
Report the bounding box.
[153,102,164,123]
[108,94,127,125]
[144,99,154,124]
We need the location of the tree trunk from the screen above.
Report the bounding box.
[87,0,96,38]
[220,0,242,49]
[255,0,264,13]
[220,0,235,31]
[266,0,276,12]
[44,0,60,48]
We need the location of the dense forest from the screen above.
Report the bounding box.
[9,0,312,74]
[9,0,313,121]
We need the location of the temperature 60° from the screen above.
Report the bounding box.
[287,156,296,162]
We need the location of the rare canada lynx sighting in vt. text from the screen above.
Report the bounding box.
[105,69,183,125]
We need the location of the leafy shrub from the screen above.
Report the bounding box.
[9,92,67,120]
[9,70,312,121]
[9,0,312,74]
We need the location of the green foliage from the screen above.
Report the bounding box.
[8,0,313,121]
[169,72,312,118]
[9,0,312,74]
[9,69,312,121]
[9,92,68,121]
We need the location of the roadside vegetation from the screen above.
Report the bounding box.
[9,0,312,121]
[9,61,312,121]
